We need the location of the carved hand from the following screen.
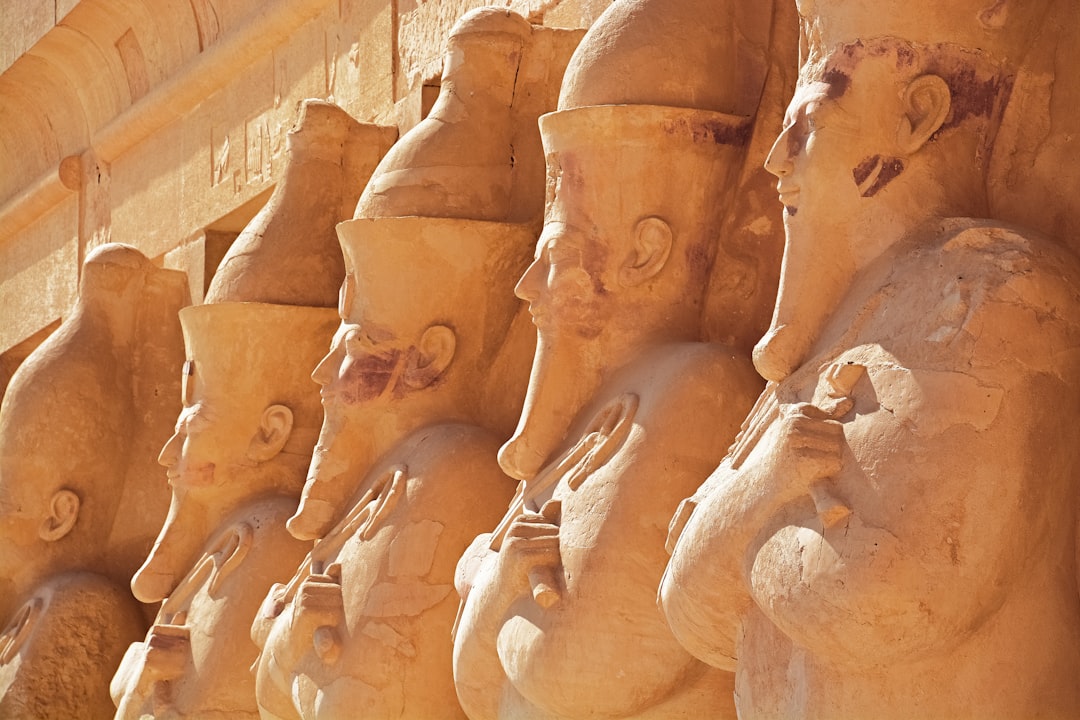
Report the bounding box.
[293,565,346,664]
[499,499,563,608]
[760,401,849,525]
[142,623,191,684]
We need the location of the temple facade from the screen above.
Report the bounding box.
[0,0,604,394]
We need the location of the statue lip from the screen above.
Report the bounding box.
[777,183,800,208]
[161,466,216,490]
[527,307,551,330]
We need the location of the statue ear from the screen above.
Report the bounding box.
[896,74,951,154]
[620,216,672,287]
[39,488,80,542]
[403,325,456,390]
[247,404,294,462]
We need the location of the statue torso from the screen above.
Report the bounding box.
[113,497,308,720]
[736,221,1080,717]
[494,343,760,719]
[254,422,513,720]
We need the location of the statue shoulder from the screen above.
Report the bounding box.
[383,422,515,521]
[613,342,762,460]
[932,219,1080,299]
[177,497,309,606]
[19,571,144,634]
[928,220,1080,370]
[397,422,504,476]
[864,220,1080,378]
[629,342,762,422]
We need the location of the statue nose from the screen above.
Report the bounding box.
[311,353,333,386]
[158,432,182,468]
[764,129,795,178]
[515,259,544,303]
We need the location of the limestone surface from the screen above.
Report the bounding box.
[451,0,789,718]
[661,3,1080,717]
[4,0,1080,717]
[0,244,186,719]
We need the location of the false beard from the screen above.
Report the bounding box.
[499,330,606,481]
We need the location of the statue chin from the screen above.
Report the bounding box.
[498,434,544,482]
[755,243,857,384]
[130,563,176,605]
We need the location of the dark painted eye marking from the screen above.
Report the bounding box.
[823,68,850,99]
[853,155,905,197]
[786,114,808,158]
[340,349,402,403]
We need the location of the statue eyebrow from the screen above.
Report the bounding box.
[547,233,580,251]
[343,327,376,351]
[176,403,215,433]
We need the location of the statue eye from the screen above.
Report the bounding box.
[547,241,581,267]
[339,274,355,317]
[343,330,366,358]
[178,405,211,434]
[343,328,379,360]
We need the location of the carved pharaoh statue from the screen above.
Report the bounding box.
[659,1,1080,717]
[250,9,580,719]
[109,100,392,719]
[0,243,186,719]
[450,0,790,717]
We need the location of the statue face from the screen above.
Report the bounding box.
[0,454,43,580]
[766,55,904,234]
[499,202,623,480]
[291,321,409,536]
[312,322,405,424]
[136,384,283,600]
[158,400,252,495]
[516,220,614,341]
[753,53,911,382]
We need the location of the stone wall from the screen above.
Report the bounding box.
[0,0,604,397]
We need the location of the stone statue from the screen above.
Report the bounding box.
[110,303,337,720]
[251,9,580,718]
[450,0,787,717]
[0,244,186,719]
[660,2,1080,717]
[355,8,581,227]
[110,100,390,719]
[253,219,533,719]
[204,100,397,309]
